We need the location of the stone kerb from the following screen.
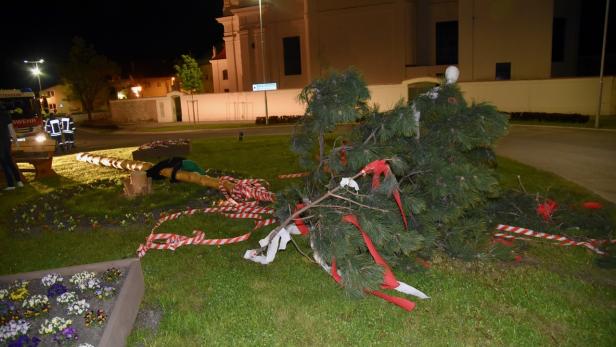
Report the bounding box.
[0,258,144,347]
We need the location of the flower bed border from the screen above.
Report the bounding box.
[0,258,144,347]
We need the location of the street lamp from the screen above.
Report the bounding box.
[24,59,45,96]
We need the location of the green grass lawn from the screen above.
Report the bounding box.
[1,135,615,346]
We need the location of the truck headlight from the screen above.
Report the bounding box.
[35,134,47,143]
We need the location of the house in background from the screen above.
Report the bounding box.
[211,0,585,93]
[113,76,176,99]
[41,84,83,113]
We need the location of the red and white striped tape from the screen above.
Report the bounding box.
[138,176,278,258]
[218,176,276,203]
[137,201,277,257]
[277,172,309,179]
[494,224,615,255]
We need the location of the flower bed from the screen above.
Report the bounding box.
[132,139,191,161]
[0,259,143,347]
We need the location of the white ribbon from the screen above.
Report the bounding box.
[243,225,302,265]
[394,281,430,299]
[340,177,360,192]
[312,242,429,300]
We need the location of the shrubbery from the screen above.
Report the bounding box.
[509,112,589,123]
[255,115,303,124]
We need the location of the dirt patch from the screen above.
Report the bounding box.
[134,307,163,333]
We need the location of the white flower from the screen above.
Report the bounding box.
[57,291,78,304]
[41,273,64,287]
[0,319,30,342]
[8,280,28,290]
[70,271,100,291]
[67,299,90,315]
[0,289,8,300]
[22,294,49,309]
[39,317,72,335]
[78,344,95,347]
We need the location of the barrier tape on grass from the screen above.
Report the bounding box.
[138,177,277,258]
[494,224,616,255]
[277,172,309,179]
[137,201,277,257]
[218,176,275,203]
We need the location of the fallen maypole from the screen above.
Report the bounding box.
[75,152,235,192]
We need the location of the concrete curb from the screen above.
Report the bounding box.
[0,258,144,347]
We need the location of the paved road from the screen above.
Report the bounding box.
[495,126,616,202]
[72,124,616,202]
[73,125,298,151]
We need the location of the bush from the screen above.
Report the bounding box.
[255,115,303,125]
[509,112,589,123]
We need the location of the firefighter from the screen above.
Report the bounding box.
[60,114,76,151]
[45,112,63,153]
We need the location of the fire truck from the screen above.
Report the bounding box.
[0,89,56,178]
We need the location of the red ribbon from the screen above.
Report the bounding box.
[328,214,416,311]
[361,160,408,229]
[293,203,310,235]
[331,258,415,312]
[536,199,558,221]
[582,201,603,210]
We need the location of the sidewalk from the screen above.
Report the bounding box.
[496,126,616,202]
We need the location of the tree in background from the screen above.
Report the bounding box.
[174,54,203,123]
[61,37,119,121]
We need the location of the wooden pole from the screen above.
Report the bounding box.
[75,152,235,192]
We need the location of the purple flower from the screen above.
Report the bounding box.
[1,299,17,314]
[8,335,41,347]
[61,326,78,339]
[47,283,67,298]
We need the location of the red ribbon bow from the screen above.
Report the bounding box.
[361,160,408,229]
[536,199,558,221]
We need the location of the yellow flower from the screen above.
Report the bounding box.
[9,287,29,301]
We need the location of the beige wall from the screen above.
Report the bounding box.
[312,1,407,84]
[175,83,406,122]
[459,77,616,115]
[458,0,554,81]
[110,76,616,123]
[110,97,174,123]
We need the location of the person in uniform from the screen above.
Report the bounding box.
[45,111,63,153]
[60,114,76,151]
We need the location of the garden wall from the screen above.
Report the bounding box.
[177,84,406,122]
[459,76,616,116]
[109,97,175,123]
[109,76,616,123]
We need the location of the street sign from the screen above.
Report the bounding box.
[252,82,278,92]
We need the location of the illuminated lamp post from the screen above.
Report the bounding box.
[24,59,45,96]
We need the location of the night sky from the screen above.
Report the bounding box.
[0,0,224,89]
